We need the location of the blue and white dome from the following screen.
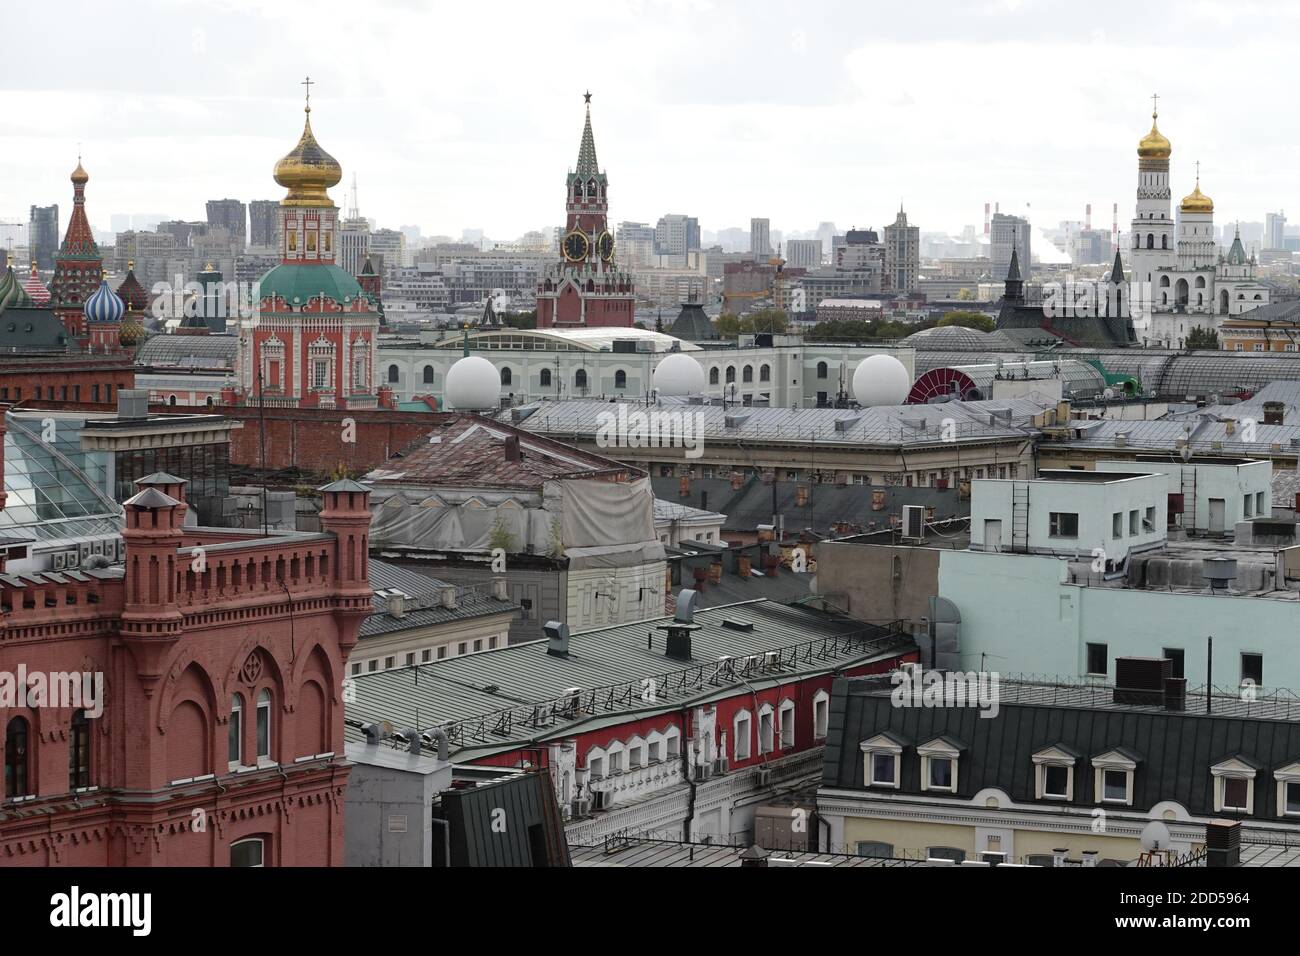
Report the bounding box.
[84,278,125,324]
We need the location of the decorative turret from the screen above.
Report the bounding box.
[1003,245,1024,302]
[49,155,103,336]
[22,261,50,306]
[317,478,374,657]
[119,485,187,696]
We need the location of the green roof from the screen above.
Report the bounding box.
[256,263,365,309]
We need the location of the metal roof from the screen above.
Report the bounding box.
[136,334,238,369]
[344,599,914,760]
[570,836,921,867]
[359,560,518,638]
[517,397,1049,449]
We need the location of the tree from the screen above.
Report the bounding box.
[716,309,788,338]
[937,310,996,332]
[502,310,537,330]
[1186,327,1219,350]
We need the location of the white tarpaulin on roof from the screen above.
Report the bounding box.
[367,476,663,568]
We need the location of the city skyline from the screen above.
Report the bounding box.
[3,0,1298,245]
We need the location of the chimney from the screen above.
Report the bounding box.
[731,472,744,490]
[491,577,509,601]
[504,435,522,462]
[544,620,570,657]
[739,845,770,869]
[664,589,699,660]
[1163,676,1187,711]
[439,585,458,609]
[737,554,752,577]
[1263,401,1285,425]
[795,485,808,507]
[709,562,722,584]
[387,591,406,618]
[1082,850,1098,868]
[1205,820,1241,867]
[679,475,690,497]
[1052,848,1068,868]
[692,566,708,591]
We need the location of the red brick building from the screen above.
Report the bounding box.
[0,459,372,866]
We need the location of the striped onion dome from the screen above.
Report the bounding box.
[22,262,50,306]
[84,277,125,324]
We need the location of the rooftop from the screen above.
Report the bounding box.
[570,836,922,868]
[358,560,517,638]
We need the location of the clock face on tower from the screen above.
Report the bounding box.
[596,231,614,262]
[563,230,590,262]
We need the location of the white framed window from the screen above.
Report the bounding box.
[586,747,606,780]
[231,837,265,868]
[859,733,905,789]
[1032,745,1079,800]
[1091,749,1139,805]
[918,736,963,793]
[1212,757,1257,814]
[757,704,775,755]
[665,729,681,759]
[626,737,644,770]
[229,694,244,768]
[648,738,662,764]
[812,690,830,740]
[256,688,272,761]
[778,699,795,749]
[607,745,624,776]
[1275,763,1300,817]
[733,710,752,761]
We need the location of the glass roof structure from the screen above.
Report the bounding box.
[0,414,123,543]
[136,334,238,369]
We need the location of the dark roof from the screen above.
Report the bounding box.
[0,307,71,350]
[570,837,921,867]
[368,415,636,491]
[667,300,718,341]
[650,477,967,535]
[823,675,1300,818]
[359,560,517,637]
[438,770,572,867]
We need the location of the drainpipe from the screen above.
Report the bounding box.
[681,706,698,839]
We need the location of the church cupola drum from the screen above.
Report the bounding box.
[536,93,637,329]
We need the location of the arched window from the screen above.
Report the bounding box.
[5,717,30,798]
[256,689,272,760]
[614,369,627,389]
[574,369,588,390]
[725,366,736,384]
[168,395,177,406]
[1195,276,1206,288]
[540,368,552,387]
[1146,234,1154,249]
[69,710,91,790]
[742,366,753,383]
[229,693,244,765]
[387,364,399,384]
[760,364,770,382]
[817,361,828,379]
[1162,235,1169,250]
[500,367,512,385]
[709,367,719,385]
[423,365,435,384]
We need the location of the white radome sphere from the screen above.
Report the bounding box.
[444,356,500,410]
[852,354,911,407]
[653,353,707,396]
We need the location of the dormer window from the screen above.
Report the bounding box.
[1091,748,1140,805]
[1273,761,1300,817]
[860,733,908,789]
[1212,756,1259,815]
[1033,744,1081,801]
[918,736,964,793]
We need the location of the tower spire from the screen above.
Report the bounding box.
[575,91,599,177]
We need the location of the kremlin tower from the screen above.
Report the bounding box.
[84,273,125,351]
[22,261,50,306]
[237,80,380,408]
[48,158,103,339]
[535,93,636,329]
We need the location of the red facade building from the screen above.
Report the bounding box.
[0,463,372,866]
[536,94,636,329]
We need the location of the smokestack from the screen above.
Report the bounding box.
[1086,203,1092,231]
[1112,203,1118,244]
[984,202,990,235]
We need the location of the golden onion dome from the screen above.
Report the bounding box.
[1137,111,1171,160]
[71,159,89,185]
[273,106,342,206]
[1180,180,1213,214]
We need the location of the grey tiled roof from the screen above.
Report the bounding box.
[359,560,516,638]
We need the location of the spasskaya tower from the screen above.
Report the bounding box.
[536,93,636,328]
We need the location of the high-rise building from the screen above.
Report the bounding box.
[882,207,920,292]
[248,200,279,249]
[206,198,247,249]
[368,229,407,276]
[339,174,371,277]
[28,204,59,271]
[617,222,656,269]
[1265,212,1287,251]
[535,93,635,329]
[784,239,823,269]
[750,218,771,261]
[654,214,699,257]
[990,212,1031,281]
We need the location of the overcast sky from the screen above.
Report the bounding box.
[3,0,1297,243]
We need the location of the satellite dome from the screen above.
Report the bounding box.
[653,353,706,396]
[852,354,911,407]
[444,356,500,410]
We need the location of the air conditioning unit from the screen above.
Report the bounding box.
[590,790,610,811]
[763,651,780,669]
[571,797,590,817]
[713,757,729,775]
[696,762,712,782]
[755,766,772,787]
[65,550,80,568]
[52,551,66,570]
[902,504,926,540]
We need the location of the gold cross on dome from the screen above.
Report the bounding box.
[1151,92,1159,115]
[302,75,314,109]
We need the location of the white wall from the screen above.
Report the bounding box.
[1096,459,1272,532]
